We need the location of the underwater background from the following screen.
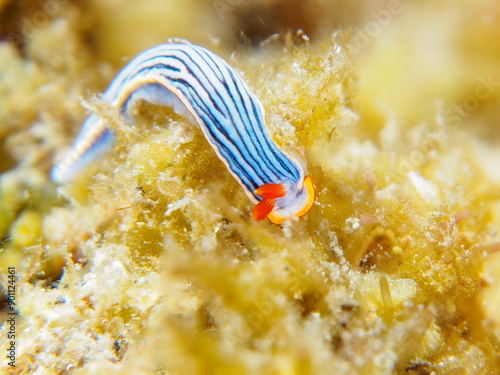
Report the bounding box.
[1,0,500,373]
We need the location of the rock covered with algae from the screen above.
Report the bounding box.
[0,0,500,374]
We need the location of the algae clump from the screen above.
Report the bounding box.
[1,1,500,374]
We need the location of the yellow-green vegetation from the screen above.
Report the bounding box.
[1,0,500,374]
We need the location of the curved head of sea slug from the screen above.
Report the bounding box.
[251,175,315,224]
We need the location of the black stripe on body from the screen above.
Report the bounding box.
[99,43,303,194]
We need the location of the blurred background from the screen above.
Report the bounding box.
[1,0,500,373]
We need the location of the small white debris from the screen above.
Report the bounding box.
[408,171,438,202]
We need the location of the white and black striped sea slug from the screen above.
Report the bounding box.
[51,42,315,224]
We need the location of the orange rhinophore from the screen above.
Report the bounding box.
[254,183,287,199]
[251,198,276,221]
[251,176,315,224]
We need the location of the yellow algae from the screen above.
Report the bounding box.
[0,0,499,374]
[8,210,42,249]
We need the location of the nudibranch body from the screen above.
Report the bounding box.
[51,42,314,224]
